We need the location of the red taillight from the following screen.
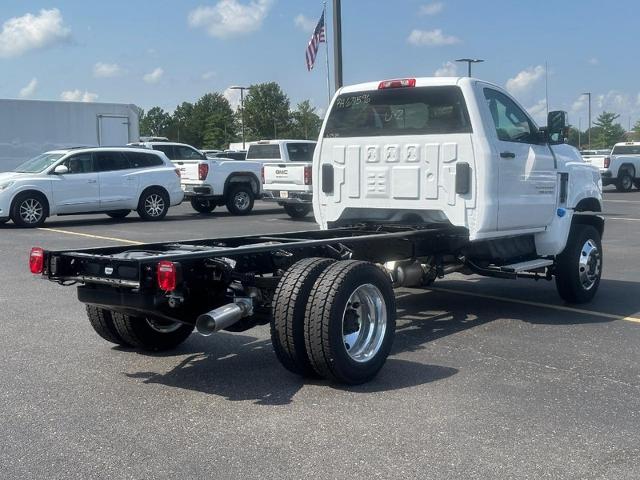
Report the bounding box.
[604,157,610,168]
[198,163,209,181]
[378,78,416,89]
[29,247,44,274]
[157,261,177,291]
[174,168,181,178]
[304,165,312,185]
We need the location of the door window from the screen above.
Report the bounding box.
[483,88,539,144]
[175,145,205,160]
[62,153,94,174]
[94,151,131,172]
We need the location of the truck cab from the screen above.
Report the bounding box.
[314,77,602,257]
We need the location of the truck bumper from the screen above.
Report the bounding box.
[263,191,312,205]
[600,170,613,185]
[183,183,214,198]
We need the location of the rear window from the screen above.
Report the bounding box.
[247,144,281,159]
[94,152,130,172]
[124,151,164,168]
[286,143,315,162]
[324,86,472,138]
[612,145,640,155]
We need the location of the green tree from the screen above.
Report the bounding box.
[139,107,171,137]
[592,112,626,148]
[243,82,291,140]
[632,120,640,141]
[186,93,236,149]
[167,102,196,144]
[290,100,323,140]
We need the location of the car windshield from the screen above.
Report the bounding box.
[14,153,65,173]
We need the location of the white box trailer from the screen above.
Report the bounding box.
[0,99,140,172]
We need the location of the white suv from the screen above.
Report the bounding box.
[0,147,184,227]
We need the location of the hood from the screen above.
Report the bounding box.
[0,171,27,183]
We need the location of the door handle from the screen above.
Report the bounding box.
[500,151,516,159]
[88,179,97,183]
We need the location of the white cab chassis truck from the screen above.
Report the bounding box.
[33,77,603,386]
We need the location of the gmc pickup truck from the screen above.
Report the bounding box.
[32,77,603,385]
[583,142,640,192]
[262,162,313,218]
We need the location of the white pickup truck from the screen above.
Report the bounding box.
[37,77,604,385]
[583,142,640,192]
[262,161,314,218]
[130,142,262,215]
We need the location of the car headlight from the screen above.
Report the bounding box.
[0,181,14,191]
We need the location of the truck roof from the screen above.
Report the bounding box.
[613,142,640,147]
[338,76,488,94]
[251,139,316,145]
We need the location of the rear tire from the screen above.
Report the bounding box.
[190,198,216,214]
[304,260,396,385]
[106,210,130,219]
[283,204,312,218]
[137,188,169,221]
[112,313,194,351]
[555,224,602,304]
[616,171,634,192]
[11,192,48,227]
[86,306,131,346]
[226,184,254,215]
[271,257,335,376]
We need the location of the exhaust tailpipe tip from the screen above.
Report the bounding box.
[196,299,253,336]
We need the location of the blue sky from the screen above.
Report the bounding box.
[1,0,639,129]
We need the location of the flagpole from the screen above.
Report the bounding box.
[323,1,331,106]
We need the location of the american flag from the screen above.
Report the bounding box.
[305,10,326,71]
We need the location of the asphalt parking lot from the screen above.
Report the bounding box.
[2,189,640,480]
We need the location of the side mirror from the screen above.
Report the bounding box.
[547,110,568,144]
[53,165,69,175]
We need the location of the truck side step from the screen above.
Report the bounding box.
[500,259,553,273]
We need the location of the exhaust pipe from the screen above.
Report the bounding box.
[196,298,253,336]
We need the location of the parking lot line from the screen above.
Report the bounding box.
[429,287,640,323]
[603,199,640,204]
[606,217,640,222]
[38,227,144,245]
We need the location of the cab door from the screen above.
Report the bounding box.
[483,88,557,231]
[51,153,100,213]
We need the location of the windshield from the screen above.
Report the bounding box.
[14,153,65,173]
[612,145,640,155]
[324,86,472,138]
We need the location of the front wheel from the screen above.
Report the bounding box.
[616,172,634,192]
[226,185,254,215]
[283,204,312,218]
[304,260,396,385]
[190,198,216,214]
[112,313,194,351]
[11,192,48,227]
[137,188,169,221]
[555,224,602,304]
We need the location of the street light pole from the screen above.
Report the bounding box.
[230,85,248,150]
[455,58,484,77]
[582,92,591,150]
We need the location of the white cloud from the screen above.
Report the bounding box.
[588,57,599,66]
[505,65,545,95]
[407,29,460,47]
[0,8,71,58]
[527,99,547,124]
[202,71,217,80]
[60,89,98,102]
[419,2,444,15]
[18,77,38,98]
[571,95,587,114]
[294,14,316,32]
[188,0,272,39]
[143,67,164,84]
[93,62,122,78]
[223,87,242,110]
[434,61,457,77]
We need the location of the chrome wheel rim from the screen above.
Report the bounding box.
[19,198,43,224]
[146,318,182,333]
[578,239,601,290]
[145,194,165,217]
[341,283,387,363]
[234,191,250,211]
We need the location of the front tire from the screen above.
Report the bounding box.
[283,204,312,218]
[304,260,396,385]
[11,192,48,227]
[616,171,634,192]
[137,188,169,221]
[555,224,602,304]
[271,257,335,376]
[226,185,254,215]
[86,306,131,346]
[112,313,194,351]
[190,198,216,214]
